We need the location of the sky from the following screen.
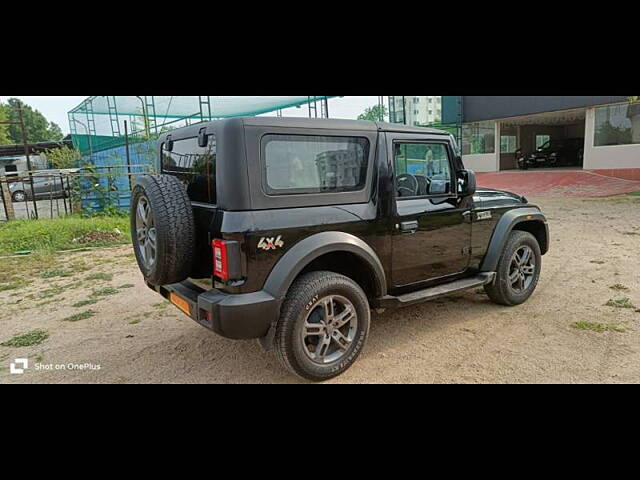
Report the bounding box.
[0,96,382,135]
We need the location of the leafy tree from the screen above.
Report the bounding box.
[357,105,388,122]
[44,145,81,169]
[5,98,64,144]
[0,102,11,144]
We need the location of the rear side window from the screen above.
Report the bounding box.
[262,134,369,195]
[161,136,216,204]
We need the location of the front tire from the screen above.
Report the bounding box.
[484,230,541,306]
[274,271,370,382]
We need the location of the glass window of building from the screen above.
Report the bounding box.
[535,135,551,149]
[594,102,640,146]
[462,121,496,155]
[500,135,518,153]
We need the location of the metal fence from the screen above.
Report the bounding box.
[0,166,153,222]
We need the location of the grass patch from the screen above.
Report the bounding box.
[62,310,96,322]
[1,329,49,347]
[605,297,636,309]
[86,272,113,281]
[0,280,30,292]
[610,284,629,292]
[572,321,625,333]
[128,318,141,325]
[117,283,134,289]
[72,298,99,308]
[36,298,61,308]
[0,215,130,255]
[38,285,67,299]
[41,269,72,279]
[91,287,119,298]
[152,301,170,309]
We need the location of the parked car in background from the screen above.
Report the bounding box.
[518,138,584,169]
[8,170,77,202]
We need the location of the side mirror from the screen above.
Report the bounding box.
[458,169,476,197]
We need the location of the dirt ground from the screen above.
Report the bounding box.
[1,194,639,384]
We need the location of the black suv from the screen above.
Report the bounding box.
[131,117,549,381]
[517,138,584,169]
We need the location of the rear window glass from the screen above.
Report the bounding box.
[262,134,369,195]
[161,136,216,203]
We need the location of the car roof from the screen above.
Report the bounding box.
[159,117,452,142]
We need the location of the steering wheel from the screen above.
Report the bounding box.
[397,174,419,197]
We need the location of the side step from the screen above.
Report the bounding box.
[377,272,496,309]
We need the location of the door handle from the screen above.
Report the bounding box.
[400,221,419,233]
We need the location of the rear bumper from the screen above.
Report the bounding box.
[149,281,280,340]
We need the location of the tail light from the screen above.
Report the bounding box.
[212,239,229,281]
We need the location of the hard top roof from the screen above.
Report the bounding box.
[159,117,451,141]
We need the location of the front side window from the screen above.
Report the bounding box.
[161,136,216,203]
[262,135,369,195]
[394,142,452,198]
[594,102,640,146]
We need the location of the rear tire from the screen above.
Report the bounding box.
[130,174,195,286]
[274,271,370,382]
[12,191,25,202]
[484,230,541,306]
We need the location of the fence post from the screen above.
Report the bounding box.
[0,177,16,221]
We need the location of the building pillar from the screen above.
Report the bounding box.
[495,121,501,172]
[583,107,595,170]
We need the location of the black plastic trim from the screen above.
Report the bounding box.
[479,208,549,272]
[262,231,387,301]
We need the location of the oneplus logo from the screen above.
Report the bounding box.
[10,358,28,375]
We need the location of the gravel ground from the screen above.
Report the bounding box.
[1,194,639,384]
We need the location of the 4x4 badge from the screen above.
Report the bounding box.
[258,236,284,251]
[476,211,492,221]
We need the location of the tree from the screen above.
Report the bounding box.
[5,98,64,144]
[44,145,81,169]
[0,102,11,145]
[357,105,388,122]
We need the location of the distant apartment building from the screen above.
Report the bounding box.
[389,96,442,126]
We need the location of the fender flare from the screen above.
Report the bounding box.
[480,208,549,272]
[263,231,387,302]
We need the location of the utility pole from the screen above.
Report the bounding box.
[17,105,34,172]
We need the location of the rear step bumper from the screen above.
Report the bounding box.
[149,281,280,340]
[376,273,496,309]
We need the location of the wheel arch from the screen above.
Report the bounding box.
[263,231,387,302]
[480,208,549,272]
[259,231,386,352]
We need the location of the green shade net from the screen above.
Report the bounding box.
[69,96,335,154]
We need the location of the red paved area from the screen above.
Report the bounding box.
[477,169,640,197]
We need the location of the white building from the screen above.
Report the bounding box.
[389,96,442,126]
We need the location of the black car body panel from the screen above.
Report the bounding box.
[151,117,549,342]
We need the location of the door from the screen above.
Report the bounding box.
[389,135,472,288]
[32,177,51,198]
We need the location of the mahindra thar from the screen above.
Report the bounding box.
[130,117,549,381]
